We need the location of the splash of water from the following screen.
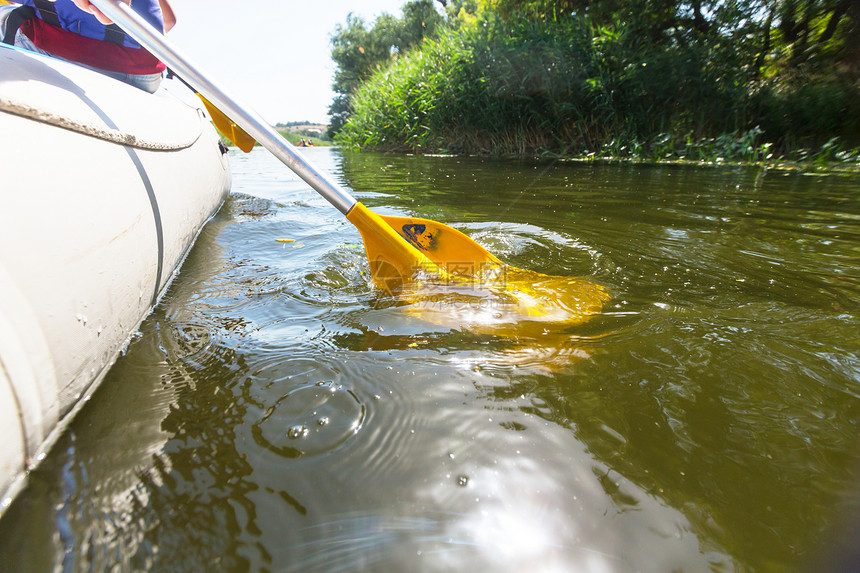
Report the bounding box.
[398,263,610,338]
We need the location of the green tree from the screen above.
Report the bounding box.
[401,0,446,44]
[329,14,401,136]
[771,0,860,74]
[328,1,446,137]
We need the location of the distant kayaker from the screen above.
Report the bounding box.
[0,0,175,93]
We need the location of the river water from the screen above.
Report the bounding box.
[1,148,858,572]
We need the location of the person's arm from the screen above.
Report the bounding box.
[158,0,175,32]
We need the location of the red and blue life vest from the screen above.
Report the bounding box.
[19,0,165,74]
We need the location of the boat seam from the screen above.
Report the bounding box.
[0,100,201,151]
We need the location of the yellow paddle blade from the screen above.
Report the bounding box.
[346,202,446,292]
[376,213,502,278]
[346,204,610,335]
[198,95,256,152]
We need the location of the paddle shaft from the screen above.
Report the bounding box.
[90,0,357,215]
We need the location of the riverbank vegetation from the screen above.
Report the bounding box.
[276,129,331,147]
[217,128,331,148]
[329,0,860,167]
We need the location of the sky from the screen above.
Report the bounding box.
[167,0,421,125]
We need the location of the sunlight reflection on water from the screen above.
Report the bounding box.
[1,149,858,572]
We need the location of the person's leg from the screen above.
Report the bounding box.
[1,6,52,57]
[0,5,16,41]
[0,5,31,45]
[71,67,163,93]
[113,72,163,93]
[11,29,53,57]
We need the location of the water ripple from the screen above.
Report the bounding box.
[252,381,365,459]
[4,149,858,573]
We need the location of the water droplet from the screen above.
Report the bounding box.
[254,383,364,458]
[456,475,469,487]
[287,425,308,439]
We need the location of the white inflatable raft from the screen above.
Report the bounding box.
[0,44,231,512]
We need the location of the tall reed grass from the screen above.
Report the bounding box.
[336,14,859,165]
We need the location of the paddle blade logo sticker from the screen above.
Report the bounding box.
[401,224,437,252]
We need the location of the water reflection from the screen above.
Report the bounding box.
[399,266,609,338]
[0,149,858,572]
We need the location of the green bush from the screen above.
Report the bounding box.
[335,5,859,163]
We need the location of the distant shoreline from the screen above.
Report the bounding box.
[217,124,332,148]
